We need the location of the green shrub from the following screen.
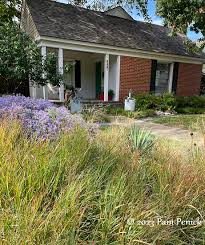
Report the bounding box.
[176,96,205,109]
[175,107,205,114]
[135,93,159,110]
[169,95,205,114]
[135,94,205,114]
[135,93,176,111]
[160,93,176,111]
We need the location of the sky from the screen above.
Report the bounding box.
[58,0,202,41]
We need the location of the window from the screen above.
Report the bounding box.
[64,60,75,88]
[64,60,81,89]
[75,60,81,88]
[155,62,170,94]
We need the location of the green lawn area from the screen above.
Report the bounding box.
[153,114,205,131]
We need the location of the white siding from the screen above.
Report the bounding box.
[20,2,39,39]
[64,50,103,99]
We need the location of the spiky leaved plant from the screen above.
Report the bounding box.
[128,125,155,155]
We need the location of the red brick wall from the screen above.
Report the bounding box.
[119,57,202,99]
[176,63,202,96]
[120,56,151,100]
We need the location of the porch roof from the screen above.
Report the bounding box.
[26,0,205,60]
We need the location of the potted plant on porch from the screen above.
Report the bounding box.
[99,89,114,101]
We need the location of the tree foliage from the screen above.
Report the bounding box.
[0,23,62,95]
[0,0,150,23]
[156,0,205,41]
[85,0,149,19]
[0,0,21,23]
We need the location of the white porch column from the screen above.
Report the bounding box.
[168,63,174,93]
[41,46,48,100]
[114,55,120,101]
[58,48,65,102]
[104,53,109,102]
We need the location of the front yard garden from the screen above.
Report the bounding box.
[82,94,205,130]
[1,96,205,244]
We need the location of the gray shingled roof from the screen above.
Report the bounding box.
[26,0,205,59]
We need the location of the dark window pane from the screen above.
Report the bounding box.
[75,60,81,88]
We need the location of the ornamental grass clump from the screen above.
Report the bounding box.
[0,95,88,139]
[1,123,205,244]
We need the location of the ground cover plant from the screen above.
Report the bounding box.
[106,106,156,119]
[0,95,88,139]
[1,117,205,243]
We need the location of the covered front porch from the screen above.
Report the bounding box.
[30,47,120,102]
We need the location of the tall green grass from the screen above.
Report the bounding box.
[0,121,205,244]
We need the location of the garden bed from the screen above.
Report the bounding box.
[1,119,205,243]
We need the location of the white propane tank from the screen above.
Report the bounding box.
[124,98,136,112]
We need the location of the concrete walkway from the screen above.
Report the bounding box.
[99,118,204,147]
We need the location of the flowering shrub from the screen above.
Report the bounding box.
[0,96,88,139]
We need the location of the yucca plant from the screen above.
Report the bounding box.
[128,125,155,154]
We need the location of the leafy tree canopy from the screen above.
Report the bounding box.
[0,23,62,94]
[0,0,150,23]
[0,0,21,23]
[156,0,205,41]
[86,0,149,20]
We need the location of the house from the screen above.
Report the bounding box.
[21,0,205,102]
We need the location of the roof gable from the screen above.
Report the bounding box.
[25,0,205,60]
[105,6,133,20]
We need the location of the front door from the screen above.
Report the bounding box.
[96,62,101,98]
